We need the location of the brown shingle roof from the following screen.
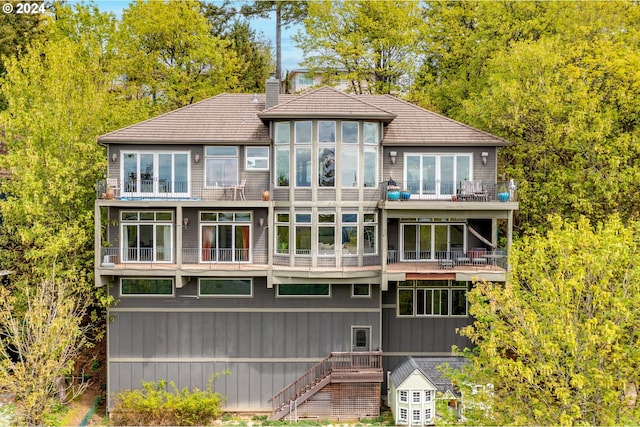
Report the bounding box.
[258,86,396,121]
[366,95,508,146]
[99,94,272,144]
[98,88,507,147]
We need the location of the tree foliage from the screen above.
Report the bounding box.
[455,216,640,425]
[295,0,426,94]
[116,0,241,109]
[413,1,640,231]
[0,278,92,425]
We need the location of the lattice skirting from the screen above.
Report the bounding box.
[294,382,381,420]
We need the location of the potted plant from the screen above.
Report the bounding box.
[497,182,509,202]
[400,188,411,201]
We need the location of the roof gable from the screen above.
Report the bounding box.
[258,86,396,121]
[390,356,468,396]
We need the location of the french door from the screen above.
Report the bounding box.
[405,154,471,199]
[123,152,189,197]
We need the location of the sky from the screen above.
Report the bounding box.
[85,0,304,74]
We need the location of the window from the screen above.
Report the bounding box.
[318,146,335,187]
[363,122,379,144]
[412,391,421,403]
[399,390,408,403]
[397,280,469,317]
[199,278,252,296]
[297,74,314,86]
[278,284,330,297]
[412,409,421,425]
[275,123,290,187]
[424,408,432,422]
[205,146,238,187]
[342,122,358,144]
[405,153,472,198]
[275,122,290,144]
[121,278,173,296]
[295,213,311,255]
[425,390,433,402]
[318,121,336,143]
[352,284,371,297]
[123,151,189,196]
[401,222,465,261]
[246,147,269,170]
[399,408,408,424]
[341,144,358,188]
[342,213,358,255]
[363,146,378,187]
[318,213,335,255]
[275,213,290,254]
[363,214,377,254]
[295,121,312,144]
[200,211,251,262]
[295,146,312,187]
[121,211,173,262]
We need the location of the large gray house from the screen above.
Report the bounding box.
[95,78,518,422]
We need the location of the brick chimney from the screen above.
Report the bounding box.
[265,75,280,109]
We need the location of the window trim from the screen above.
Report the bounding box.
[198,278,253,297]
[245,146,270,171]
[120,277,174,297]
[204,145,239,188]
[396,280,469,318]
[276,283,331,298]
[351,284,371,298]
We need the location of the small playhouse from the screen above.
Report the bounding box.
[388,356,467,426]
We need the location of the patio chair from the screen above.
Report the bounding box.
[106,178,120,198]
[230,179,246,200]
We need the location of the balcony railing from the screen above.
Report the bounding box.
[97,178,272,201]
[381,180,517,202]
[273,249,380,268]
[100,247,267,268]
[388,249,507,269]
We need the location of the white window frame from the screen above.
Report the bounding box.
[404,153,472,199]
[246,146,269,171]
[204,146,239,188]
[122,151,190,197]
[412,391,421,403]
[397,280,470,317]
[399,390,408,403]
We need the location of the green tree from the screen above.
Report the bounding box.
[295,0,426,94]
[413,1,640,231]
[0,1,48,110]
[199,1,273,93]
[241,0,307,80]
[117,0,241,109]
[0,278,92,426]
[454,216,640,425]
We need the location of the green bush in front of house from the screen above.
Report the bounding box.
[109,377,226,426]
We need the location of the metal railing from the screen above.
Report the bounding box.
[388,249,507,269]
[381,180,518,202]
[97,178,272,201]
[100,247,268,268]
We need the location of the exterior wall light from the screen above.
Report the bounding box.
[183,217,189,229]
[389,151,397,164]
[111,153,117,162]
[194,154,200,163]
[481,152,489,165]
[259,218,265,227]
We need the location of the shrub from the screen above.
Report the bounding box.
[109,376,226,426]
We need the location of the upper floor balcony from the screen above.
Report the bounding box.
[97,178,272,202]
[382,180,518,203]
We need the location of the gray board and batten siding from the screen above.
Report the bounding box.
[107,280,382,411]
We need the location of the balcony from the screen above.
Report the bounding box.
[387,249,508,275]
[381,180,518,203]
[99,247,268,271]
[97,178,272,202]
[273,249,381,269]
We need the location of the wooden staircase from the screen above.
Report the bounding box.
[269,351,383,421]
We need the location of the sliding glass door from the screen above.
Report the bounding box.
[405,154,471,199]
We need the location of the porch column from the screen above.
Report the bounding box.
[380,209,388,291]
